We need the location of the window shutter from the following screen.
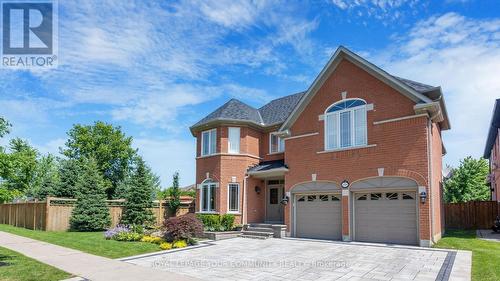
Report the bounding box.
[210,129,217,154]
[326,114,338,149]
[354,108,367,146]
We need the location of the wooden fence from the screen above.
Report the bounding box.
[444,201,499,229]
[0,196,195,231]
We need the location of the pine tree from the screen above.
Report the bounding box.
[53,159,82,198]
[70,158,111,231]
[120,158,155,226]
[168,172,181,214]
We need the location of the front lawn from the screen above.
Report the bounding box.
[0,246,70,281]
[433,229,500,281]
[0,224,160,259]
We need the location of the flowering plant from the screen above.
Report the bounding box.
[104,224,130,240]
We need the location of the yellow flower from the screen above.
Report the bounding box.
[159,242,173,250]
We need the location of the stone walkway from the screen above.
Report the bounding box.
[124,237,472,281]
[0,231,198,281]
[477,229,500,242]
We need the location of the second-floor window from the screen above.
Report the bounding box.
[228,127,240,154]
[201,129,217,156]
[325,99,367,150]
[270,133,285,153]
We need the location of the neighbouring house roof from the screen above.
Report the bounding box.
[484,98,500,158]
[190,46,450,135]
[247,159,288,173]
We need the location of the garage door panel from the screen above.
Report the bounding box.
[295,195,342,240]
[354,192,417,245]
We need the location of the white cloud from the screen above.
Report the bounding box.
[371,12,500,166]
[330,0,422,22]
[134,138,196,187]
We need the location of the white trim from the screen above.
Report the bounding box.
[284,132,319,141]
[317,144,377,154]
[227,183,240,213]
[200,128,217,156]
[196,153,261,160]
[247,167,289,176]
[373,113,428,125]
[200,181,217,212]
[324,100,367,151]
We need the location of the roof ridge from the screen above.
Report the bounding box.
[258,91,306,110]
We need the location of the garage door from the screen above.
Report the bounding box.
[354,191,417,245]
[295,194,342,240]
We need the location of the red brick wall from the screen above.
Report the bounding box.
[431,123,444,239]
[284,59,433,242]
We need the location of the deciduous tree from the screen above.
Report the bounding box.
[444,156,490,203]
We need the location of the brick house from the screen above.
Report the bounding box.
[484,98,500,202]
[190,46,450,247]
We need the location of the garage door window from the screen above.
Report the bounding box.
[331,195,340,201]
[386,193,399,200]
[370,193,382,200]
[319,195,329,201]
[297,196,305,202]
[357,194,368,200]
[307,195,316,201]
[402,193,414,200]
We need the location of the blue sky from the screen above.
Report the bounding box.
[1,0,499,187]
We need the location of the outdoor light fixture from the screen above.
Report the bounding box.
[255,186,261,194]
[341,180,349,189]
[419,191,427,204]
[280,196,289,205]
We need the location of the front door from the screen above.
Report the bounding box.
[266,185,283,222]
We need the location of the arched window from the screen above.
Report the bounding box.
[200,179,217,212]
[324,99,367,150]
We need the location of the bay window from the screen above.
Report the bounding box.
[228,127,240,154]
[201,128,216,156]
[227,183,240,213]
[325,99,367,150]
[200,180,217,212]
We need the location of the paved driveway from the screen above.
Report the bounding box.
[123,238,471,281]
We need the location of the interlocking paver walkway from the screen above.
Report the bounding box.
[124,237,471,281]
[0,231,198,281]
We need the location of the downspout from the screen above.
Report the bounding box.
[427,119,436,245]
[242,175,249,225]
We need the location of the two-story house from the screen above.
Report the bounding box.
[484,98,500,202]
[190,46,450,247]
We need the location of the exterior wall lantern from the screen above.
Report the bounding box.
[419,191,427,204]
[254,186,261,194]
[280,196,289,205]
[341,180,349,189]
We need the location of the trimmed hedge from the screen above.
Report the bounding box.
[196,214,235,232]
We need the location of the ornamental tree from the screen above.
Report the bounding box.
[444,156,490,203]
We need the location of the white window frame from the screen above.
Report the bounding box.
[201,128,217,156]
[200,181,217,213]
[227,183,240,213]
[228,127,240,154]
[269,132,285,154]
[324,99,367,151]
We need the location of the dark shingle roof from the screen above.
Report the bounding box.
[259,92,305,125]
[393,76,436,93]
[248,160,287,173]
[191,99,262,128]
[191,92,305,129]
[484,99,500,158]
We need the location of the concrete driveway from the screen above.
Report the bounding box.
[123,238,471,281]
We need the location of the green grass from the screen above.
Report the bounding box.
[433,229,500,281]
[0,224,161,259]
[0,246,70,281]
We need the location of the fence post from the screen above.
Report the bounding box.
[158,200,163,226]
[45,197,52,231]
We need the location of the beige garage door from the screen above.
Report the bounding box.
[354,191,417,245]
[295,194,342,240]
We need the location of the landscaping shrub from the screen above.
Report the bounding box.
[220,214,235,231]
[104,224,142,241]
[172,240,187,249]
[159,242,172,250]
[196,214,235,231]
[140,235,163,244]
[187,237,198,246]
[163,213,203,241]
[104,225,130,240]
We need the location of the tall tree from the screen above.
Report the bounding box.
[444,156,490,203]
[70,158,111,231]
[52,159,82,198]
[0,117,11,139]
[168,172,181,213]
[27,154,60,200]
[120,158,156,226]
[0,138,38,192]
[62,121,137,198]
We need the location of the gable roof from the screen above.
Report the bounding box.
[279,46,451,132]
[484,98,500,158]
